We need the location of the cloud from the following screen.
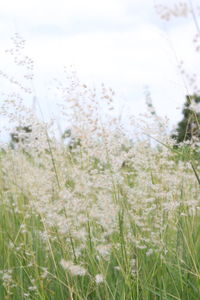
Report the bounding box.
[0,0,127,26]
[0,0,198,128]
[0,0,158,37]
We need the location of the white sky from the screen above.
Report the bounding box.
[0,0,200,133]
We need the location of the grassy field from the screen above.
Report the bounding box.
[1,3,200,298]
[1,122,200,300]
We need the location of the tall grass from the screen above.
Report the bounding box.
[1,106,200,299]
[1,5,200,297]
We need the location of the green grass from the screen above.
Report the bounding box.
[0,143,200,300]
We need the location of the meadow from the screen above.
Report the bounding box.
[1,2,200,297]
[1,79,200,300]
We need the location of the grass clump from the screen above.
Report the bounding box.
[1,32,200,300]
[1,100,200,299]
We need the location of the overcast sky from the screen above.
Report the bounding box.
[0,0,200,133]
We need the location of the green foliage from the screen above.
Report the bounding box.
[10,125,32,145]
[172,94,200,143]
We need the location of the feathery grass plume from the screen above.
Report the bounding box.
[1,29,200,299]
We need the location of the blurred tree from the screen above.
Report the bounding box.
[10,125,32,147]
[172,94,200,143]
